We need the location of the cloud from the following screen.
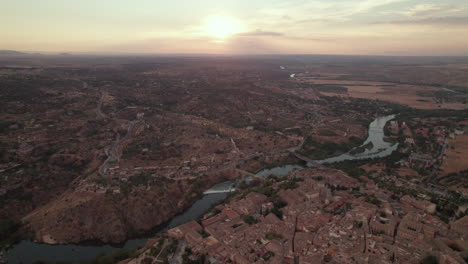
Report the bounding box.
[227,37,281,54]
[353,0,410,13]
[259,0,411,25]
[288,36,337,42]
[236,30,284,37]
[374,16,468,25]
[401,4,466,17]
[235,29,335,43]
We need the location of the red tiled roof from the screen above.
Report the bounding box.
[223,208,240,220]
[202,215,222,227]
[182,220,203,232]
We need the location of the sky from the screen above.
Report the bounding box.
[2,0,468,55]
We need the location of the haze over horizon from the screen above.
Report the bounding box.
[2,0,468,56]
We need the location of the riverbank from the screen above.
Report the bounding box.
[6,192,228,264]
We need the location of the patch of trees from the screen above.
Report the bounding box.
[330,160,367,179]
[420,255,438,264]
[431,191,467,223]
[397,109,468,121]
[417,89,467,103]
[0,218,22,250]
[182,248,207,264]
[128,173,152,186]
[262,251,275,261]
[0,79,46,103]
[267,195,288,219]
[318,129,339,137]
[316,85,348,93]
[265,232,283,240]
[364,195,382,206]
[323,202,352,216]
[0,120,20,134]
[242,215,258,225]
[300,139,349,159]
[123,140,181,161]
[349,142,373,155]
[278,177,303,190]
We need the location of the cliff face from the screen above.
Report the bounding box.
[22,173,229,244]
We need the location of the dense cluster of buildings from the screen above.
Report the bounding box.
[133,168,468,264]
[388,118,467,172]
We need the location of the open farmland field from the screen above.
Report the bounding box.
[296,74,468,110]
[440,132,468,174]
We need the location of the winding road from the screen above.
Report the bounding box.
[94,89,142,177]
[99,120,141,177]
[96,91,107,119]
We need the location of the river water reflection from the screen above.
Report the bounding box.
[7,193,227,264]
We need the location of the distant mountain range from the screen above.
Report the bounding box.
[0,50,29,56]
[0,50,74,56]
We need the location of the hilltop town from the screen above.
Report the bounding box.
[130,166,467,264]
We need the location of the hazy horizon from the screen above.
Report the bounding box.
[2,0,468,56]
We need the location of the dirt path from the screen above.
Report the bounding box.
[170,240,186,264]
[96,91,107,119]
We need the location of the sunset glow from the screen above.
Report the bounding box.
[203,16,243,39]
[1,0,468,55]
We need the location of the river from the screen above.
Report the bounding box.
[6,193,228,264]
[316,115,398,164]
[6,115,398,264]
[255,114,399,176]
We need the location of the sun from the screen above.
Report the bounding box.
[203,16,242,39]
